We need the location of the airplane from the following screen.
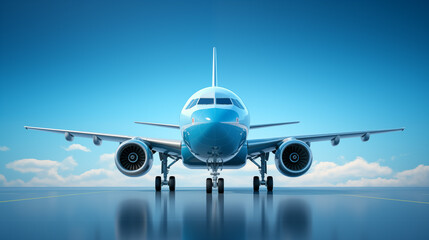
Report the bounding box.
[24,47,404,194]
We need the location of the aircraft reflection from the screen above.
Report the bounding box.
[115,191,311,240]
[115,199,152,240]
[276,198,311,240]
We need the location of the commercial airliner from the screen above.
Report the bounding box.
[25,48,404,193]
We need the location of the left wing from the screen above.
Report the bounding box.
[247,128,404,156]
[24,126,182,156]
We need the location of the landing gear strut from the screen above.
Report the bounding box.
[155,153,179,191]
[250,153,273,192]
[206,157,224,194]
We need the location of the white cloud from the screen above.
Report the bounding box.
[6,158,61,173]
[100,153,115,163]
[1,155,156,187]
[273,157,429,187]
[341,164,429,187]
[6,156,77,174]
[2,155,429,187]
[99,153,115,169]
[60,156,78,171]
[64,144,90,152]
[0,146,10,151]
[0,174,6,183]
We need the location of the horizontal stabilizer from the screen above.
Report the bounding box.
[135,122,180,129]
[250,121,300,129]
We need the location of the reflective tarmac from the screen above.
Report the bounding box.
[1,188,429,240]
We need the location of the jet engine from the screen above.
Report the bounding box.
[115,138,153,177]
[275,139,313,177]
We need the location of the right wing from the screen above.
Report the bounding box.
[24,126,182,156]
[247,127,404,156]
[250,121,300,129]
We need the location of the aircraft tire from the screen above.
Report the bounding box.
[267,176,273,192]
[218,178,224,194]
[155,176,162,191]
[206,178,213,194]
[253,176,260,192]
[168,176,176,191]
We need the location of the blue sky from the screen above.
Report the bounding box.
[1,0,428,187]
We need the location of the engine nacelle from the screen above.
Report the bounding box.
[361,133,370,142]
[115,138,153,177]
[65,132,74,141]
[275,139,313,177]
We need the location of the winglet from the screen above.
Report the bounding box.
[212,47,217,87]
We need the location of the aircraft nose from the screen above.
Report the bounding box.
[184,109,246,161]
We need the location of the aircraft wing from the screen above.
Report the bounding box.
[247,128,404,156]
[134,122,180,129]
[24,126,182,156]
[249,121,300,129]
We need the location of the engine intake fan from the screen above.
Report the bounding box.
[115,139,153,177]
[275,139,313,177]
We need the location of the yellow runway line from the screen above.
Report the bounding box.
[0,191,113,203]
[343,194,429,205]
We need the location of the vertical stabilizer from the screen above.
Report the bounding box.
[212,47,218,87]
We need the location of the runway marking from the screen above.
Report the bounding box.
[344,194,429,205]
[0,191,112,203]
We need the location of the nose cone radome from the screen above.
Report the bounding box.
[183,109,247,161]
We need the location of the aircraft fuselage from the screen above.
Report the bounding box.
[180,87,250,168]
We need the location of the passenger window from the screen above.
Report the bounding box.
[186,99,198,109]
[216,98,232,105]
[198,98,214,105]
[232,99,244,109]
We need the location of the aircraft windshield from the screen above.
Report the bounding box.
[231,99,244,109]
[216,98,232,105]
[186,99,198,109]
[198,98,214,105]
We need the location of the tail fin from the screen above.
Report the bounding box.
[212,47,218,87]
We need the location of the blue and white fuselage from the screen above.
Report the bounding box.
[180,87,250,168]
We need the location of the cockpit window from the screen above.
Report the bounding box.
[231,99,244,109]
[186,99,198,109]
[198,98,214,105]
[216,98,232,105]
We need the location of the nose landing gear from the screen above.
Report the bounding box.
[250,153,273,192]
[206,157,224,194]
[206,177,224,194]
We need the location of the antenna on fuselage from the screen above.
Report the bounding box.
[212,47,218,87]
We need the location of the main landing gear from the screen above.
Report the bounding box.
[250,153,273,192]
[206,157,224,194]
[155,153,179,192]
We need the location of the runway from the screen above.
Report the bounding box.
[1,187,428,240]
